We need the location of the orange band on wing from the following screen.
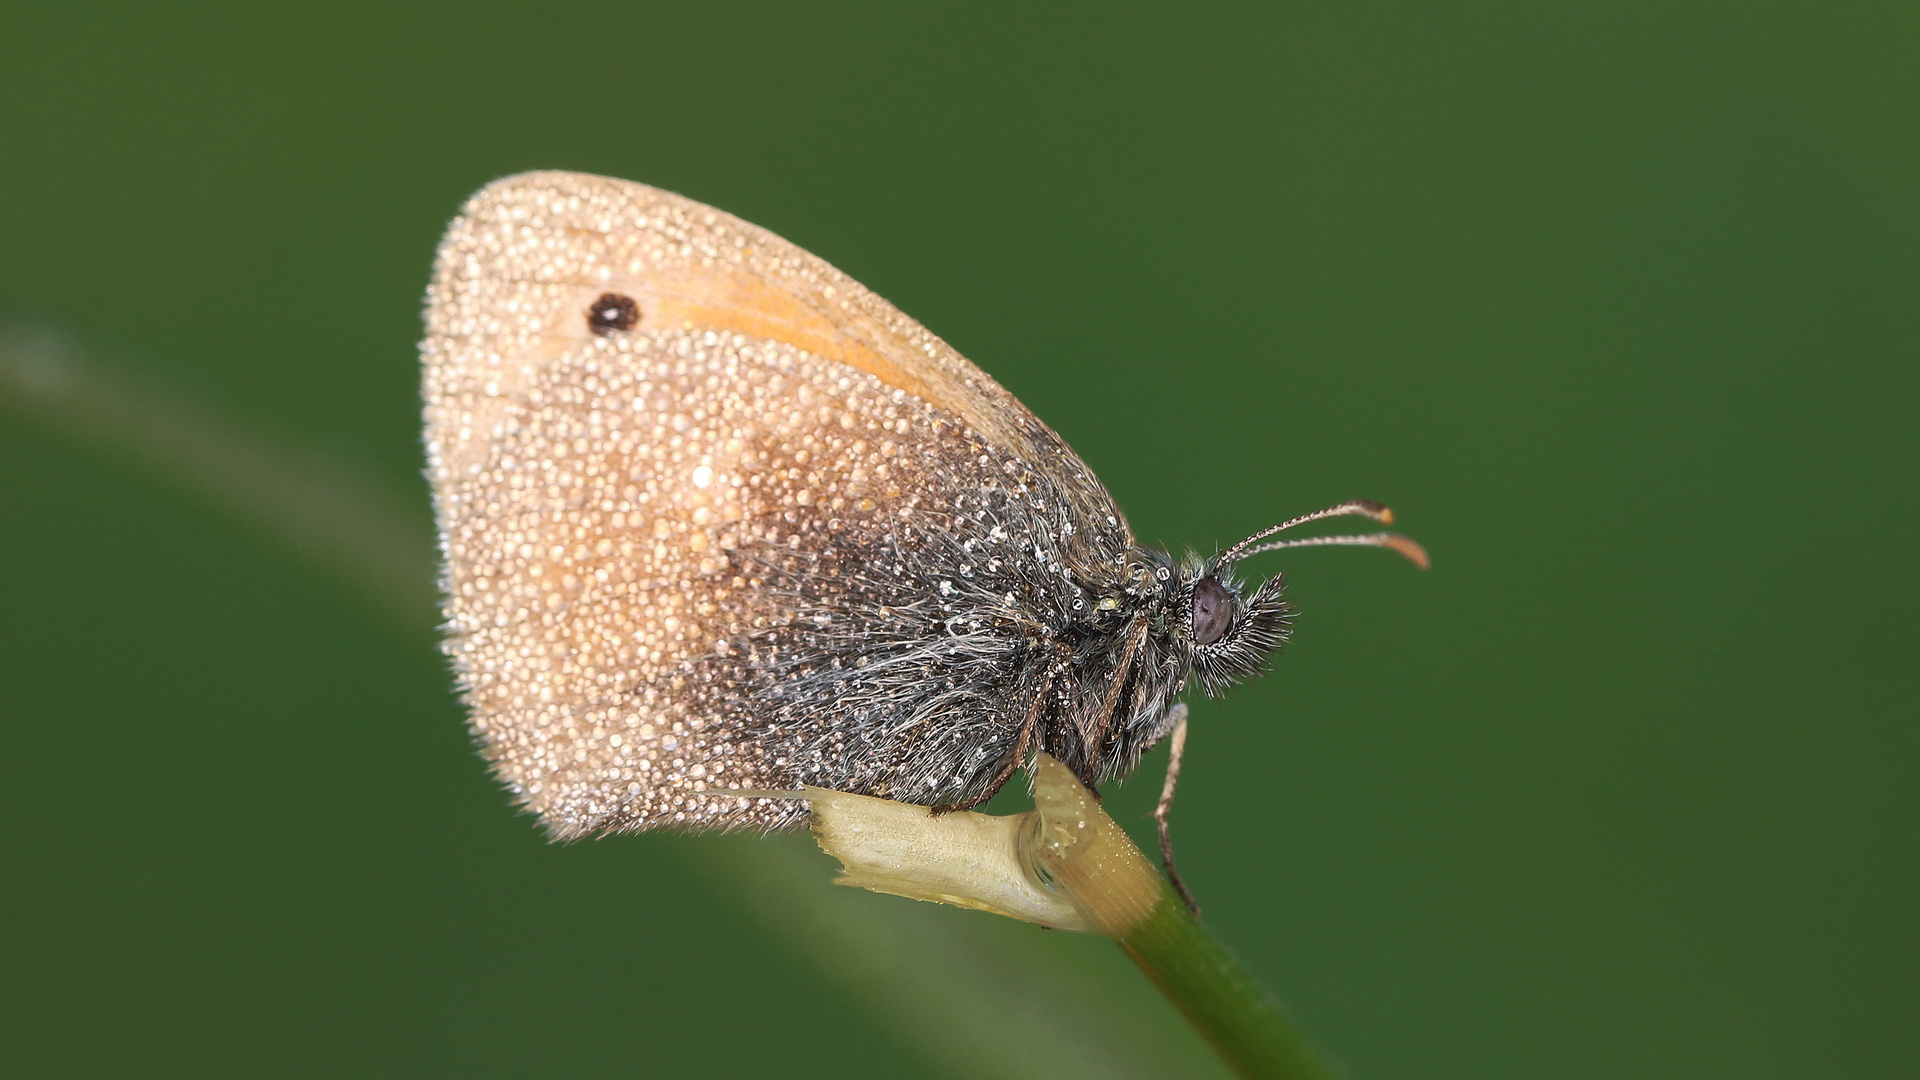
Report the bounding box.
[646,273,943,411]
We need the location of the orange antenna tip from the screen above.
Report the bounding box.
[1380,533,1429,570]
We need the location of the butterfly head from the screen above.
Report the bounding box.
[1132,499,1430,698]
[1175,552,1294,696]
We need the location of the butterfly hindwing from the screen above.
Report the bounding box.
[422,172,1132,835]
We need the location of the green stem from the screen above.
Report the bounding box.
[1024,754,1338,1080]
[1119,891,1337,1080]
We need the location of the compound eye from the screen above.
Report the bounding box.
[1191,576,1233,646]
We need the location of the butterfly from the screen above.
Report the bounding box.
[421,172,1424,896]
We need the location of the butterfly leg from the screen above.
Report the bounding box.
[1153,705,1201,915]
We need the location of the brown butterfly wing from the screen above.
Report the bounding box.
[422,172,1130,836]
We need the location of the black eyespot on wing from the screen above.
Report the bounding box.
[586,293,641,335]
[1192,576,1233,645]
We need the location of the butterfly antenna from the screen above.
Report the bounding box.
[1219,500,1429,570]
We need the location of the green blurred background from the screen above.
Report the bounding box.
[2,2,1913,1077]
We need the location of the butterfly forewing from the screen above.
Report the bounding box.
[423,172,1131,836]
